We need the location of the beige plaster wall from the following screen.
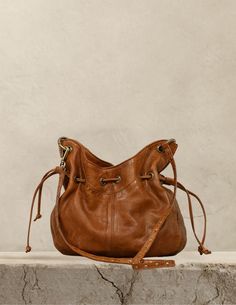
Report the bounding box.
[0,0,235,252]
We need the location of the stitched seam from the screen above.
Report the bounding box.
[107,194,111,254]
[110,189,115,254]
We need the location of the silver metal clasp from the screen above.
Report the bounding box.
[58,137,69,157]
[60,146,72,168]
[58,137,72,169]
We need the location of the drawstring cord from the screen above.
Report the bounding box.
[159,174,211,255]
[25,166,63,252]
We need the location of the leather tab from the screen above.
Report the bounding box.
[132,259,175,270]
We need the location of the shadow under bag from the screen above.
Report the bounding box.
[25,137,211,269]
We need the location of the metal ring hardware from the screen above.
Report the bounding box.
[156,138,176,153]
[58,137,69,157]
[115,175,121,183]
[156,145,165,153]
[140,171,154,180]
[147,171,154,180]
[100,177,107,186]
[74,176,86,183]
[60,145,72,169]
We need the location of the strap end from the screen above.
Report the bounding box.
[198,245,211,255]
[132,259,175,270]
[33,214,42,221]
[25,245,32,253]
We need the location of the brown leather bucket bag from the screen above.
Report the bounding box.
[25,137,211,269]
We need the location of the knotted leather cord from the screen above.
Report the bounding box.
[25,141,210,269]
[25,167,62,252]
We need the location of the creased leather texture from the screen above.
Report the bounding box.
[25,137,211,269]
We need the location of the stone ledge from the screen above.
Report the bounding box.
[0,251,235,305]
